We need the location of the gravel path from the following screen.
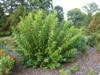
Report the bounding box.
[73,48,100,75]
[12,61,59,75]
[11,47,100,75]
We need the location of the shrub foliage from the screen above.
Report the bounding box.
[0,56,15,75]
[87,13,100,50]
[13,10,86,69]
[0,49,15,75]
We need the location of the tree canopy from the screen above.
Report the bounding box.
[67,8,86,27]
[0,0,53,14]
[82,2,99,14]
[54,5,64,21]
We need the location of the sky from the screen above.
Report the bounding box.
[53,0,100,19]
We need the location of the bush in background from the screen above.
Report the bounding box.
[86,13,100,50]
[13,10,87,69]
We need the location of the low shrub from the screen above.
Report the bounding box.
[95,33,100,51]
[87,34,96,47]
[70,64,80,73]
[0,56,15,75]
[86,13,100,50]
[87,31,100,51]
[0,49,5,57]
[59,69,71,75]
[13,10,86,69]
[0,48,15,75]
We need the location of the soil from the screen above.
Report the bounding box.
[11,47,100,75]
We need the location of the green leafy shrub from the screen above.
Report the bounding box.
[13,10,86,69]
[95,33,100,51]
[87,71,96,75]
[0,56,15,75]
[59,69,71,75]
[86,12,100,50]
[87,33,96,47]
[87,31,100,51]
[0,48,15,75]
[70,64,80,73]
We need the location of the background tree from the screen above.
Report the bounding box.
[0,4,6,31]
[82,3,100,26]
[4,5,27,31]
[67,8,86,27]
[0,0,53,35]
[88,12,100,32]
[28,0,53,12]
[54,5,64,21]
[82,2,99,14]
[0,0,22,14]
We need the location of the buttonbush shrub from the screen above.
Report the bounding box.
[13,10,86,69]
